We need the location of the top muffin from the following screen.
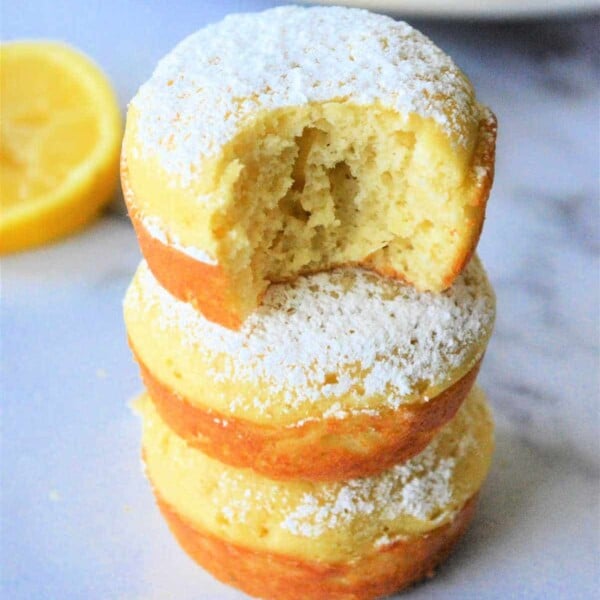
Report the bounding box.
[123,5,496,328]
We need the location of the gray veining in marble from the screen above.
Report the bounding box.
[1,3,599,599]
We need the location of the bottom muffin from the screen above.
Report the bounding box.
[137,386,494,600]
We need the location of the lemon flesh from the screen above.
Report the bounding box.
[0,42,122,253]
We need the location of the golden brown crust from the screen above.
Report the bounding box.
[445,110,497,287]
[154,490,478,600]
[134,342,480,481]
[128,206,243,330]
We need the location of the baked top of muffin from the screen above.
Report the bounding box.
[124,257,495,421]
[129,5,480,181]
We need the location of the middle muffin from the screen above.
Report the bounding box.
[124,257,495,481]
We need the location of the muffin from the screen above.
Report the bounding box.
[122,5,497,328]
[137,385,494,600]
[124,257,495,480]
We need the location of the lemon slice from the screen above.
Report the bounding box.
[0,42,122,253]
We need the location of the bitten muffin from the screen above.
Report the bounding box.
[124,257,495,481]
[122,5,497,328]
[137,386,494,600]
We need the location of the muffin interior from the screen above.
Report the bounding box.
[211,102,481,316]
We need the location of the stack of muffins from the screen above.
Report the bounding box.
[123,7,498,600]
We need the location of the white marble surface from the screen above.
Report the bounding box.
[2,2,599,599]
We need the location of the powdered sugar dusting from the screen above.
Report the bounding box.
[473,105,497,185]
[130,5,479,184]
[141,214,217,265]
[374,532,410,549]
[280,442,458,538]
[127,258,494,414]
